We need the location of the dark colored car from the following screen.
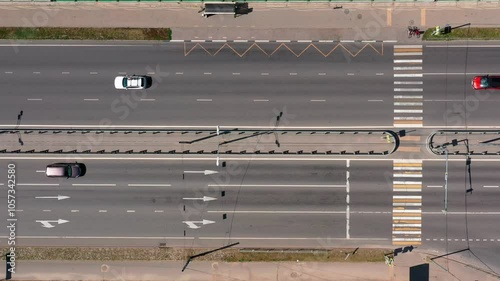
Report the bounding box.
[471,75,500,90]
[45,163,86,178]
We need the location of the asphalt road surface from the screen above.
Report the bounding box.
[1,42,499,127]
[1,158,499,271]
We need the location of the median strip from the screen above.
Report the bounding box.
[423,27,500,40]
[0,27,172,40]
[0,247,387,263]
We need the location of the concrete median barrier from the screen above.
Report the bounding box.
[0,128,399,155]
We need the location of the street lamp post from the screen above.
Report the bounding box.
[443,147,449,214]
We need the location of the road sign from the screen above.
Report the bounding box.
[35,219,69,228]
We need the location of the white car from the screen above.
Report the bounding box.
[114,75,150,90]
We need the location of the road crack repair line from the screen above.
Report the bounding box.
[392,159,422,246]
[393,45,424,128]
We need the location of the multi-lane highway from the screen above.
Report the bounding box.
[0,42,499,127]
[1,41,500,273]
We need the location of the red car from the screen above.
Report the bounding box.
[471,75,500,90]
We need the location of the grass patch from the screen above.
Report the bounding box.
[0,27,171,40]
[0,247,387,263]
[423,27,500,41]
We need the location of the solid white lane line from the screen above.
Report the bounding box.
[310,100,326,102]
[72,184,116,186]
[394,59,423,63]
[27,98,43,101]
[394,102,423,106]
[18,183,59,186]
[127,184,172,187]
[140,99,155,101]
[127,210,136,213]
[175,72,184,75]
[207,211,345,214]
[394,109,423,113]
[99,210,108,213]
[346,170,350,239]
[394,52,423,56]
[394,45,422,48]
[394,95,423,99]
[90,72,98,75]
[394,74,423,77]
[200,237,388,240]
[394,88,423,92]
[394,66,422,70]
[253,99,269,102]
[207,184,346,188]
[203,72,212,75]
[197,99,212,102]
[84,99,99,101]
[62,72,70,74]
[368,100,384,102]
[394,81,423,85]
[484,185,499,188]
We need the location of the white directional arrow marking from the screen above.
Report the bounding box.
[184,170,219,175]
[182,219,215,229]
[36,219,69,228]
[182,196,217,202]
[35,195,70,200]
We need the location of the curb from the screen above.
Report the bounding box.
[167,39,397,43]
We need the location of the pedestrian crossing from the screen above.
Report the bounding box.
[393,45,424,128]
[392,160,422,246]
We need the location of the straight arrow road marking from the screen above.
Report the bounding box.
[184,170,218,175]
[182,219,215,229]
[35,219,69,228]
[35,195,70,200]
[183,196,217,202]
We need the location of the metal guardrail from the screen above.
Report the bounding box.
[0,128,399,155]
[0,0,488,2]
[428,130,500,156]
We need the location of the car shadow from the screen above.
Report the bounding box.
[78,163,87,177]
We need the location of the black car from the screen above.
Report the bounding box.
[45,163,86,178]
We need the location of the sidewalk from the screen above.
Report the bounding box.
[0,3,499,42]
[10,251,500,281]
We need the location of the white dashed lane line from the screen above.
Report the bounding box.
[232,73,240,75]
[376,73,384,76]
[27,98,42,101]
[253,99,269,102]
[310,100,326,102]
[127,210,136,213]
[33,72,40,74]
[484,185,499,188]
[90,72,98,75]
[62,72,70,75]
[395,81,423,85]
[203,72,212,75]
[99,210,108,213]
[5,71,13,74]
[175,72,183,75]
[318,73,326,76]
[84,99,99,101]
[154,210,164,213]
[43,210,51,212]
[197,99,213,102]
[289,73,297,76]
[347,73,355,76]
[368,100,384,102]
[71,210,79,213]
[261,73,269,76]
[140,99,155,102]
[147,72,155,75]
[118,72,127,75]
